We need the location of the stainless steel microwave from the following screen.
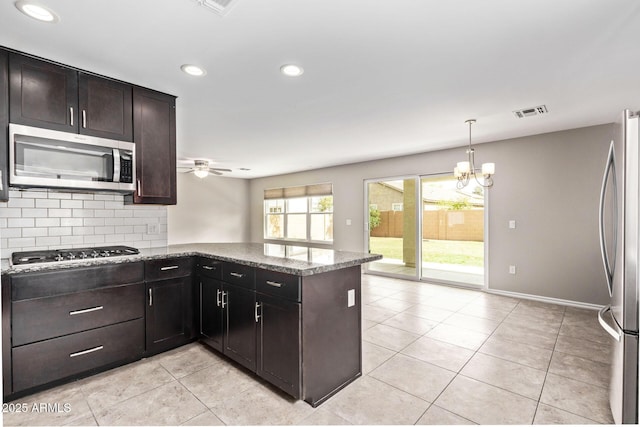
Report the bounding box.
[9,124,136,193]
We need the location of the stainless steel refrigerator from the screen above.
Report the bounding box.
[598,109,639,424]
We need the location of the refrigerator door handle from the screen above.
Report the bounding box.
[598,304,622,341]
[598,141,617,297]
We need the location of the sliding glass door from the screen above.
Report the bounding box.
[365,174,485,287]
[365,178,418,279]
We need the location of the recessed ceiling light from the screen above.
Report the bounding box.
[280,64,304,77]
[15,1,59,23]
[180,64,207,77]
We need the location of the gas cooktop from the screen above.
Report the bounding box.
[11,246,140,266]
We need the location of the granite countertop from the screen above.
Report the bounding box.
[1,243,382,276]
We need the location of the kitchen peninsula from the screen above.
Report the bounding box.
[1,243,381,407]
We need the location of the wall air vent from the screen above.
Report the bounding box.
[193,0,238,16]
[513,105,548,119]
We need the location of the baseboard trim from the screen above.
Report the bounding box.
[485,288,604,311]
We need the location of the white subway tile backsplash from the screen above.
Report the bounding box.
[8,198,35,208]
[60,218,83,227]
[0,188,167,255]
[48,208,72,218]
[23,228,48,237]
[8,218,35,228]
[22,208,49,218]
[60,200,83,209]
[36,218,61,227]
[36,199,60,209]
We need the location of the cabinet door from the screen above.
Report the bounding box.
[223,283,256,371]
[0,49,8,202]
[199,276,224,352]
[78,73,132,141]
[9,53,78,132]
[256,293,301,398]
[146,276,192,354]
[132,87,176,205]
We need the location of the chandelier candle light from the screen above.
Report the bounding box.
[454,119,495,189]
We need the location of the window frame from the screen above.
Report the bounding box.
[264,195,333,244]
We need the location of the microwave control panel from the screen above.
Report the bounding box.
[120,153,133,183]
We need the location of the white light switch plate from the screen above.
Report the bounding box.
[347,289,355,307]
[509,220,516,229]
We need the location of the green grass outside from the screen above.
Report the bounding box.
[369,237,484,267]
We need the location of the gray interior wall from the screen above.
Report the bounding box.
[167,173,250,244]
[248,124,612,305]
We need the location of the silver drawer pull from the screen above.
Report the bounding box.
[230,272,244,278]
[266,281,283,288]
[203,265,216,270]
[69,306,104,316]
[70,345,103,358]
[160,265,179,271]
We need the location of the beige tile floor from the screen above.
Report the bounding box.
[3,274,614,425]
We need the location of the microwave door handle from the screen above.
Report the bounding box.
[113,148,121,183]
[599,141,616,297]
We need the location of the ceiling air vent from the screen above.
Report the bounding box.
[193,0,238,16]
[513,105,548,119]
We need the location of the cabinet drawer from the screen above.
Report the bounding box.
[12,318,144,393]
[145,257,193,281]
[198,258,222,280]
[222,262,255,289]
[12,262,144,301]
[12,283,144,346]
[256,269,301,302]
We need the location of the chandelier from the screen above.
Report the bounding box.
[454,119,495,189]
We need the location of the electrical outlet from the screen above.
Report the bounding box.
[509,220,516,229]
[347,289,355,307]
[346,219,352,226]
[147,223,159,235]
[509,265,517,274]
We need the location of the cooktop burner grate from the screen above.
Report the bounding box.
[11,246,140,266]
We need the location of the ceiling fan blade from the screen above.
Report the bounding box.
[209,170,223,176]
[209,168,232,172]
[179,169,195,173]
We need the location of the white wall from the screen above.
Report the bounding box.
[167,172,250,244]
[248,124,612,306]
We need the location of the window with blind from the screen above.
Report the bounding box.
[264,183,333,243]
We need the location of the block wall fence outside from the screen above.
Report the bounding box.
[0,188,167,259]
[370,210,484,242]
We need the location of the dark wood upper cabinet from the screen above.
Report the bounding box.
[8,53,134,142]
[0,50,8,201]
[9,53,78,133]
[132,87,177,205]
[78,73,133,141]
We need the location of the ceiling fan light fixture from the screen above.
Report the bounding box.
[194,169,209,178]
[15,1,59,23]
[181,64,206,77]
[280,64,304,77]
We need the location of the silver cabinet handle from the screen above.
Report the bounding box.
[203,265,216,270]
[598,305,621,341]
[69,305,103,316]
[199,282,204,335]
[0,169,3,191]
[160,265,179,271]
[137,179,141,197]
[149,288,153,306]
[70,345,103,358]
[266,281,282,288]
[255,302,261,322]
[230,272,244,278]
[216,289,221,307]
[221,291,227,309]
[70,106,74,126]
[82,109,87,128]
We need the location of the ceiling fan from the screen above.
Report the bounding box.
[177,159,232,178]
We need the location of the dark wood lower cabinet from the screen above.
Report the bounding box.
[223,283,257,371]
[256,293,301,398]
[145,276,194,354]
[199,276,224,352]
[12,318,144,393]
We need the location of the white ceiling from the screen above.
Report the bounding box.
[2,0,640,178]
